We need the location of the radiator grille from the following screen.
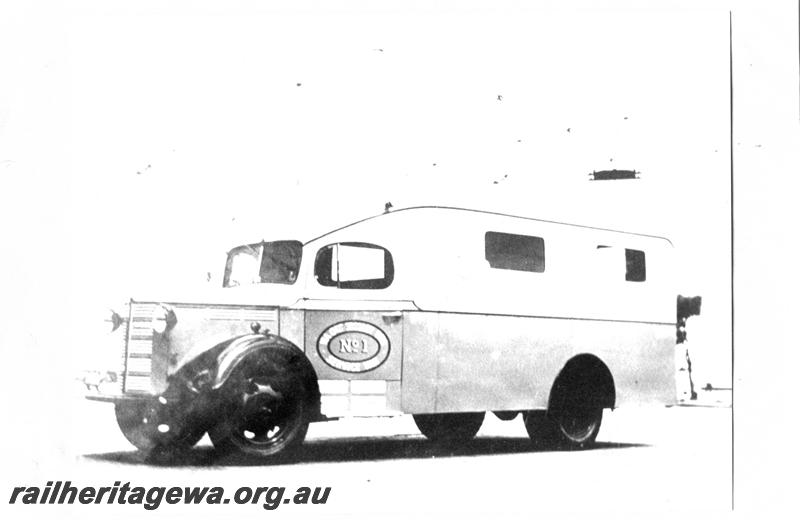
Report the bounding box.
[124,302,157,394]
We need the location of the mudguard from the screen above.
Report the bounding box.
[209,333,322,420]
[547,354,616,415]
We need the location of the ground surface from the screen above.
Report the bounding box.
[3,398,732,519]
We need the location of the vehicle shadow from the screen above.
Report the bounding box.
[84,435,649,467]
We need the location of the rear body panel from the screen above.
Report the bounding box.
[401,311,675,413]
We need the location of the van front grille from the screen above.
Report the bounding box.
[123,302,157,394]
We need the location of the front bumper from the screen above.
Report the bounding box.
[85,394,152,403]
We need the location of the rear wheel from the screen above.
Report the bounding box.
[524,396,603,449]
[556,398,603,446]
[209,352,310,460]
[413,412,485,444]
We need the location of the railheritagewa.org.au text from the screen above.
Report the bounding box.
[9,481,331,510]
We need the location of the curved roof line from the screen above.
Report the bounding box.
[304,205,674,246]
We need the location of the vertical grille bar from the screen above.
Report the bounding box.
[112,314,128,395]
[122,299,133,393]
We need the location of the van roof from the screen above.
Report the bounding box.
[304,205,674,246]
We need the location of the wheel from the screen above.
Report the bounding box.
[413,412,485,443]
[556,399,603,447]
[524,402,603,450]
[209,352,310,460]
[115,400,204,456]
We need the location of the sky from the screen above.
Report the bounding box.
[3,0,796,395]
[61,6,731,286]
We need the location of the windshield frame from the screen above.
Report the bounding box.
[223,240,303,288]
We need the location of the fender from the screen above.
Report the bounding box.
[212,333,306,390]
[547,354,616,416]
[166,332,321,421]
[207,333,322,420]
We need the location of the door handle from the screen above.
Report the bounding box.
[381,312,403,325]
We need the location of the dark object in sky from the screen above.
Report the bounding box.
[497,95,503,101]
[492,173,509,185]
[384,202,393,213]
[590,169,639,181]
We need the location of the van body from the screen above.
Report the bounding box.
[86,206,682,457]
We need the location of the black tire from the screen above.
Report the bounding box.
[524,403,603,450]
[209,350,310,460]
[115,400,204,457]
[413,412,485,443]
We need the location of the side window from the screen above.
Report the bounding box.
[485,231,545,273]
[594,245,646,282]
[314,242,394,289]
[625,248,646,282]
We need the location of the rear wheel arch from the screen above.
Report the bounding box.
[548,354,616,417]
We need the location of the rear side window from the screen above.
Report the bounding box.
[625,248,646,282]
[314,242,394,289]
[485,231,545,273]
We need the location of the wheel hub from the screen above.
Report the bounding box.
[234,378,297,446]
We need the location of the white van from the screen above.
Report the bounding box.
[86,206,692,459]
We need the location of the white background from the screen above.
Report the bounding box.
[0,0,797,517]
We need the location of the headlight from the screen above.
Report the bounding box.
[151,304,177,334]
[106,309,125,332]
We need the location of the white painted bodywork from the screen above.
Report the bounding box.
[100,207,679,417]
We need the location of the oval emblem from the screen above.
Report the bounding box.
[317,321,390,373]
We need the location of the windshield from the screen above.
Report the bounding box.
[223,240,303,287]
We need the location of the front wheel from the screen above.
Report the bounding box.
[209,355,310,460]
[413,412,485,444]
[115,400,204,457]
